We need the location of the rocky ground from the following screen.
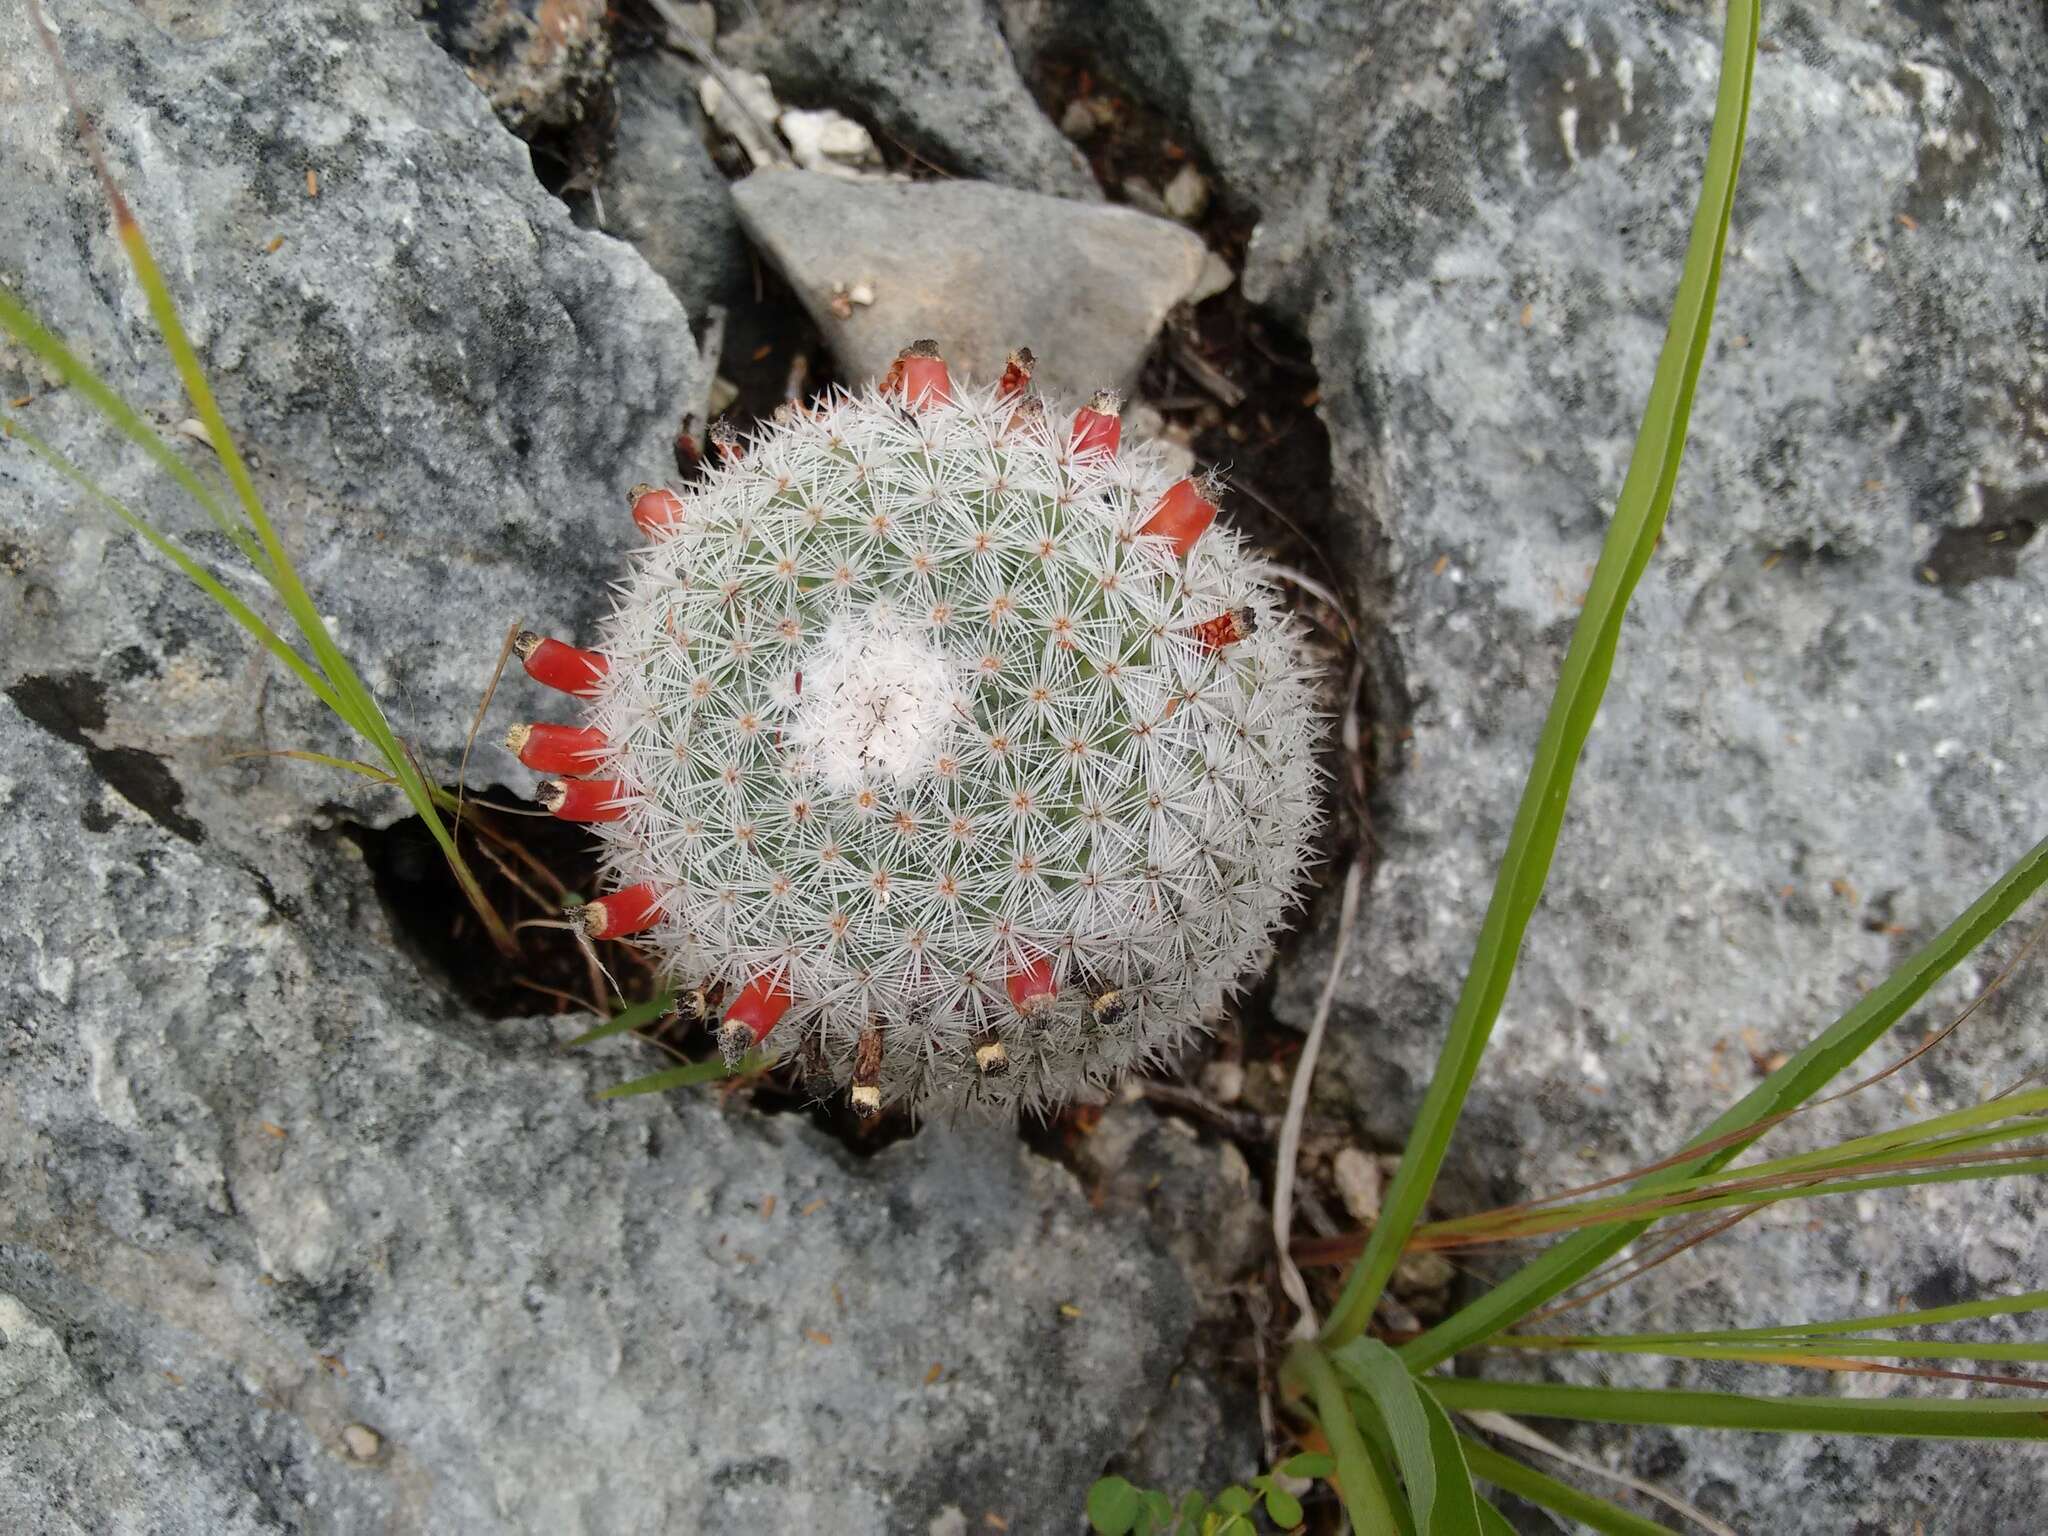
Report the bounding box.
[3,2,2045,1532]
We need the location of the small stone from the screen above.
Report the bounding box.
[779,108,883,178]
[1199,1059,1246,1105]
[1162,163,1210,223]
[1331,1147,1383,1226]
[342,1423,382,1461]
[1391,1251,1454,1298]
[708,376,740,415]
[1059,98,1101,141]
[699,69,784,169]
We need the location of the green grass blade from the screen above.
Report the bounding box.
[1428,1379,2048,1440]
[103,209,419,796]
[111,222,511,951]
[1416,1389,1485,1536]
[5,418,347,718]
[1474,1497,1518,1536]
[1333,1340,1439,1531]
[1404,831,2048,1369]
[0,284,269,572]
[596,1054,772,1099]
[1507,1288,2048,1348]
[1421,1092,2048,1242]
[1290,1344,1405,1535]
[563,991,680,1050]
[1418,1143,2048,1248]
[1321,0,1760,1349]
[1490,1336,2048,1366]
[1460,1440,1672,1536]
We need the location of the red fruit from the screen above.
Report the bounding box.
[1070,391,1122,457]
[630,483,687,537]
[538,777,629,822]
[719,973,793,1062]
[514,632,608,696]
[1139,476,1217,556]
[580,883,665,939]
[505,721,609,775]
[1006,952,1057,1014]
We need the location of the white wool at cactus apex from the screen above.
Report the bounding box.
[508,342,1325,1115]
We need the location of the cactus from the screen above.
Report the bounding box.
[511,342,1324,1114]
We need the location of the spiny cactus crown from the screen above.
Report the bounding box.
[520,347,1323,1115]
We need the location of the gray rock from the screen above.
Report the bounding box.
[1262,2,2048,1529]
[1110,1355,1264,1509]
[0,10,1221,1530]
[730,169,1209,396]
[597,46,753,317]
[0,700,1198,1533]
[1073,1101,1266,1316]
[711,0,1100,201]
[0,0,705,854]
[1000,0,1376,216]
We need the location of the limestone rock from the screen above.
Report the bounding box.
[730,169,1207,396]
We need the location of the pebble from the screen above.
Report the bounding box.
[1392,1251,1454,1297]
[780,108,884,179]
[699,69,784,169]
[342,1423,382,1461]
[1331,1147,1383,1226]
[1059,98,1101,141]
[1163,163,1211,223]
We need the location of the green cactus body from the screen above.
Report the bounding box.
[519,346,1323,1114]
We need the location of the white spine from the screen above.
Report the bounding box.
[584,374,1324,1114]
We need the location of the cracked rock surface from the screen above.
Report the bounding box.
[7,1,2048,1531]
[0,4,1210,1531]
[0,701,1195,1533]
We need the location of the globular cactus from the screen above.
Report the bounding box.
[509,341,1323,1115]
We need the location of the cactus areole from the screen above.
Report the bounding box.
[514,342,1323,1115]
